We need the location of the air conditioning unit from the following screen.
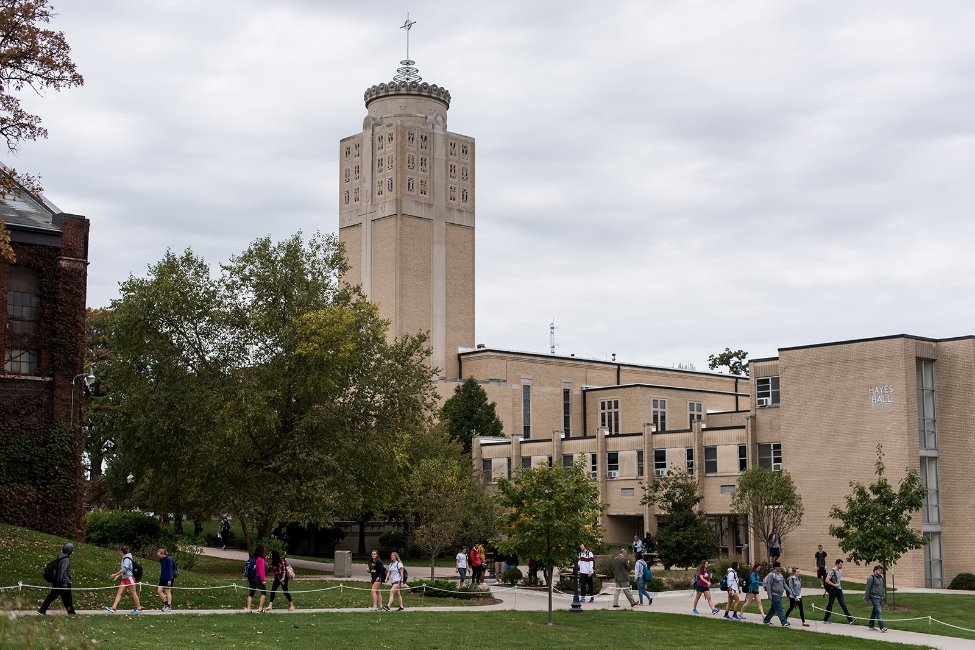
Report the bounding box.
[654,468,666,477]
[590,471,598,480]
[772,462,782,471]
[700,422,707,429]
[757,397,770,407]
[607,470,618,479]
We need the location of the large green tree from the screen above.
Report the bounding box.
[731,467,804,563]
[642,467,718,569]
[0,0,84,260]
[829,444,927,605]
[439,377,504,453]
[494,461,605,624]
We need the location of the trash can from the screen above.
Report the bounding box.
[334,550,353,578]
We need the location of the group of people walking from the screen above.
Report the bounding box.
[454,544,487,586]
[367,550,408,611]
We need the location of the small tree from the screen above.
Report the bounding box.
[642,467,718,569]
[732,467,804,562]
[708,348,749,376]
[494,462,605,625]
[439,377,504,454]
[829,444,927,606]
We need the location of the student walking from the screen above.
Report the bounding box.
[738,563,766,619]
[762,562,790,626]
[266,550,295,611]
[105,546,141,613]
[814,544,828,595]
[769,533,782,562]
[611,548,637,608]
[38,543,75,615]
[245,544,267,613]
[864,565,888,632]
[823,559,856,624]
[691,560,719,615]
[369,550,386,610]
[723,561,742,620]
[385,551,406,611]
[784,566,809,626]
[634,553,652,606]
[469,544,483,585]
[156,548,175,612]
[577,544,595,603]
[456,546,469,586]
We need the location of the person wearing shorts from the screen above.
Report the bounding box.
[105,546,141,613]
[385,551,405,611]
[691,560,719,615]
[723,561,742,620]
[156,548,175,611]
[368,550,386,610]
[246,544,267,613]
[739,563,766,619]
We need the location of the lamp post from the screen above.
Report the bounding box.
[570,565,583,613]
[126,473,135,501]
[70,367,97,427]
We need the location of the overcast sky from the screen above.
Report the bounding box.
[12,1,975,371]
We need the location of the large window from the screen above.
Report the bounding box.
[4,349,39,374]
[685,447,694,474]
[521,456,531,470]
[738,445,747,472]
[688,401,703,427]
[563,454,574,469]
[918,359,937,449]
[758,443,782,470]
[5,267,40,375]
[481,459,493,483]
[653,449,667,476]
[924,532,944,588]
[599,399,620,435]
[756,376,780,406]
[652,398,667,432]
[607,451,619,477]
[522,384,532,438]
[921,456,940,524]
[562,388,571,437]
[637,450,644,477]
[704,446,718,474]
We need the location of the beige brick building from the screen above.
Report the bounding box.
[336,61,959,587]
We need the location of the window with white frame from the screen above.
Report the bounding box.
[653,449,667,476]
[756,376,780,406]
[738,445,747,472]
[652,398,667,432]
[599,398,620,435]
[607,451,619,477]
[589,453,598,480]
[924,532,944,588]
[563,454,574,469]
[688,401,703,427]
[481,459,492,483]
[704,446,718,474]
[637,449,644,477]
[921,456,940,524]
[758,443,782,470]
[918,359,937,450]
[522,384,532,438]
[685,447,694,474]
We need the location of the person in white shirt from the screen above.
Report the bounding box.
[633,554,652,605]
[577,544,595,603]
[456,547,469,586]
[384,552,406,611]
[723,561,742,621]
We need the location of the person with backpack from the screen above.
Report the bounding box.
[368,549,386,610]
[38,543,75,615]
[823,558,856,625]
[156,548,175,612]
[691,560,719,615]
[864,564,888,632]
[245,544,267,613]
[762,561,790,626]
[577,544,595,603]
[219,515,231,550]
[784,566,810,627]
[633,552,652,606]
[266,549,295,611]
[738,563,766,619]
[105,546,142,613]
[384,551,406,611]
[722,561,742,620]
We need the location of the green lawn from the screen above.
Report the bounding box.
[3,610,927,650]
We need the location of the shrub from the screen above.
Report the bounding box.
[378,530,405,552]
[501,567,523,585]
[408,578,492,600]
[949,572,975,590]
[86,510,165,552]
[171,536,203,572]
[595,555,614,577]
[555,574,602,594]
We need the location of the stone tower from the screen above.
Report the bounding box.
[338,63,475,380]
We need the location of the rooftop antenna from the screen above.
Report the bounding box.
[550,319,559,355]
[394,13,422,83]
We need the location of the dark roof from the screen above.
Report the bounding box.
[0,172,63,233]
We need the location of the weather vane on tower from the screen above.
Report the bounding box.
[393,13,422,83]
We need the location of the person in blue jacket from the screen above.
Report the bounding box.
[738,562,766,619]
[156,548,175,611]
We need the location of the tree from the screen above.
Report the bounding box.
[829,444,927,606]
[0,0,85,260]
[642,467,718,569]
[82,308,115,480]
[731,467,804,563]
[439,377,503,453]
[707,348,749,376]
[494,462,605,625]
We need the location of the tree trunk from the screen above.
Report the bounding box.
[357,520,367,556]
[173,516,184,536]
[194,518,204,537]
[547,566,554,625]
[240,516,252,552]
[431,553,437,579]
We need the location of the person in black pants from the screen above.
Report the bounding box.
[38,543,76,615]
[814,544,828,596]
[823,559,856,625]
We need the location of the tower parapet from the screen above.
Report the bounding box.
[363,80,451,110]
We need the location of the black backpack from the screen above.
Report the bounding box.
[403,567,408,584]
[43,558,60,583]
[824,569,837,592]
[131,559,144,582]
[244,557,257,580]
[172,556,180,579]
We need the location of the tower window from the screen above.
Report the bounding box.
[407,177,415,193]
[387,178,393,192]
[343,190,349,205]
[419,180,428,196]
[449,141,456,157]
[376,179,383,196]
[461,143,468,157]
[344,146,350,160]
[387,155,393,171]
[449,163,456,179]
[449,186,456,202]
[461,166,469,182]
[420,134,428,150]
[377,136,384,151]
[408,131,415,145]
[407,155,416,170]
[353,187,360,203]
[461,189,469,203]
[419,157,428,173]
[344,168,350,183]
[354,165,360,180]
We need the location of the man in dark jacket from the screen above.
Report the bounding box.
[38,543,76,615]
[864,565,888,632]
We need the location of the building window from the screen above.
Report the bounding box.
[387,155,394,171]
[653,449,666,477]
[652,398,667,432]
[688,401,703,427]
[637,450,644,477]
[720,485,736,495]
[7,267,40,336]
[621,487,636,497]
[704,446,718,475]
[343,190,350,205]
[685,447,694,474]
[449,140,456,157]
[738,445,747,472]
[589,453,597,480]
[353,187,360,203]
[758,443,782,470]
[921,456,940,524]
[924,532,943,588]
[521,456,531,470]
[599,399,619,435]
[420,134,428,150]
[420,156,428,172]
[376,135,384,151]
[407,177,415,193]
[376,157,384,172]
[547,455,553,467]
[407,154,416,170]
[481,459,492,483]
[562,388,571,437]
[354,164,360,180]
[344,145,350,160]
[918,359,937,449]
[756,376,780,406]
[563,454,574,469]
[461,166,469,182]
[607,451,619,477]
[344,168,350,183]
[449,163,456,179]
[521,384,531,438]
[461,189,469,203]
[507,458,512,480]
[387,177,393,192]
[419,180,428,196]
[4,349,39,374]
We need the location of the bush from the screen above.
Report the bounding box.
[949,572,975,590]
[501,567,523,585]
[555,574,602,594]
[408,578,492,600]
[171,536,203,572]
[378,530,405,552]
[86,510,165,552]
